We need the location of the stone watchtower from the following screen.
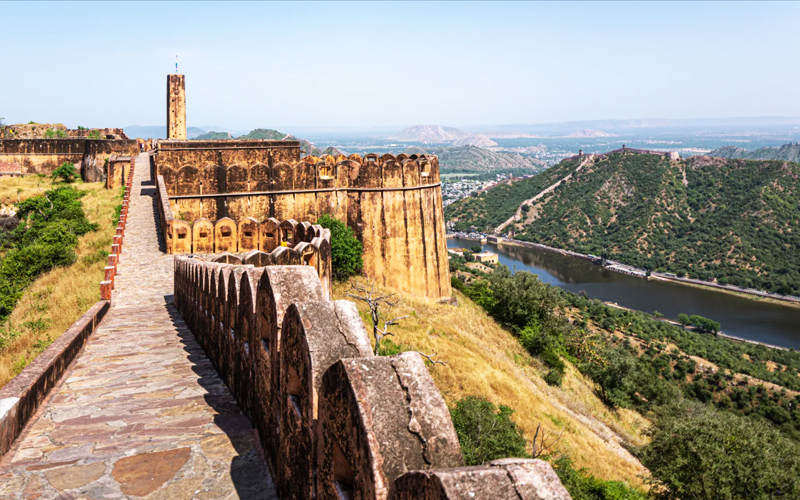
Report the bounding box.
[167,74,186,140]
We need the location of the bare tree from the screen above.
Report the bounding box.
[347,280,407,356]
[346,279,447,366]
[531,422,564,459]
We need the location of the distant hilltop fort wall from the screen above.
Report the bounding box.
[571,145,680,161]
[0,138,138,181]
[173,256,572,499]
[154,139,451,299]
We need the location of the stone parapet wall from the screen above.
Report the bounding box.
[0,301,110,456]
[157,174,333,294]
[155,146,451,299]
[173,257,571,499]
[0,124,127,140]
[105,154,133,189]
[0,139,137,181]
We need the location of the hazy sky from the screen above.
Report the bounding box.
[1,1,798,131]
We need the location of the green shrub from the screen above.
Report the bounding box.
[51,162,78,183]
[0,186,97,321]
[316,214,363,281]
[450,396,529,466]
[551,455,648,500]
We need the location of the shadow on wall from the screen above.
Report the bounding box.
[173,257,572,500]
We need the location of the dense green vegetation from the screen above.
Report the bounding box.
[450,259,800,497]
[450,395,647,500]
[450,152,800,295]
[0,186,98,322]
[316,214,362,281]
[641,402,800,500]
[445,158,581,230]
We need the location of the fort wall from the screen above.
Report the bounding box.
[155,143,451,298]
[0,124,127,140]
[0,138,138,181]
[173,257,571,499]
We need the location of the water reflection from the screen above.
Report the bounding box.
[449,238,800,348]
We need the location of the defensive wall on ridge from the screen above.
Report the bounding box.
[174,256,572,500]
[153,140,451,299]
[0,138,138,182]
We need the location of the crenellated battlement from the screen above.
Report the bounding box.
[173,257,572,500]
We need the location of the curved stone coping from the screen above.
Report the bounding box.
[174,257,571,499]
[0,300,110,456]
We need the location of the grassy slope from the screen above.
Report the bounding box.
[0,176,119,387]
[333,280,650,488]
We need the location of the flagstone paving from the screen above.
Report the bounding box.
[0,154,277,499]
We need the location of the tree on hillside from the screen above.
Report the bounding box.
[689,314,720,334]
[346,280,407,356]
[641,402,800,500]
[316,214,362,281]
[677,313,690,327]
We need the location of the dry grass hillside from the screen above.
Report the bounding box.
[333,280,650,488]
[0,175,120,387]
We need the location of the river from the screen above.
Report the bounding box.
[448,238,800,349]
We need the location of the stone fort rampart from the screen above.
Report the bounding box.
[0,138,138,182]
[154,140,451,299]
[174,257,571,500]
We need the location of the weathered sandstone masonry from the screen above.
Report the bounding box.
[0,124,127,140]
[0,138,137,181]
[174,257,572,499]
[155,140,451,298]
[167,74,187,140]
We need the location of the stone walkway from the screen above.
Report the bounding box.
[0,154,277,499]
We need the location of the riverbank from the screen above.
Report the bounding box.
[602,301,789,351]
[648,275,800,310]
[448,233,800,309]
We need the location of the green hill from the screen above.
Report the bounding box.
[445,157,581,229]
[193,131,232,140]
[236,129,322,156]
[710,142,800,162]
[447,151,800,295]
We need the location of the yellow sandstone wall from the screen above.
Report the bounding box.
[154,142,451,299]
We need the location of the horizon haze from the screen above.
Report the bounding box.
[1,1,799,130]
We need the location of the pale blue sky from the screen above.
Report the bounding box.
[1,1,798,130]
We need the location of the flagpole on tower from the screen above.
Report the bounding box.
[175,55,178,74]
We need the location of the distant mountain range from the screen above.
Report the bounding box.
[387,125,498,147]
[405,145,544,173]
[710,142,800,162]
[563,129,617,138]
